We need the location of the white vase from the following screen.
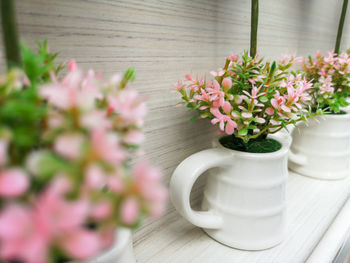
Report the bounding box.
[170,133,291,250]
[289,114,350,180]
[83,228,136,263]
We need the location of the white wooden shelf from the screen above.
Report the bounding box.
[134,171,350,263]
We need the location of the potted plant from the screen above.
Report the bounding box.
[0,43,167,263]
[289,50,350,180]
[170,52,319,250]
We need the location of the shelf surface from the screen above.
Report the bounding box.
[134,171,350,263]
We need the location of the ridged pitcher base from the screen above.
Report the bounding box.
[289,165,350,180]
[203,227,286,251]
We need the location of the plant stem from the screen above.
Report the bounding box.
[335,0,349,54]
[250,0,259,58]
[0,0,21,68]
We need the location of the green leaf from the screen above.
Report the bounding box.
[238,128,248,136]
[189,115,198,123]
[259,96,268,103]
[36,152,75,182]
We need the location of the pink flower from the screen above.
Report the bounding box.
[54,133,84,160]
[210,70,225,77]
[193,88,210,102]
[61,229,101,260]
[91,129,126,164]
[210,108,237,135]
[222,101,232,114]
[174,80,185,91]
[265,107,274,115]
[108,89,147,127]
[85,165,106,190]
[324,51,336,64]
[228,53,239,62]
[271,91,291,112]
[222,78,232,89]
[107,175,124,193]
[124,130,145,145]
[109,73,122,86]
[68,60,77,72]
[40,65,100,111]
[207,80,225,107]
[132,161,167,217]
[279,54,297,65]
[242,84,265,99]
[0,205,48,263]
[81,110,112,131]
[185,73,194,81]
[319,76,334,94]
[255,117,265,123]
[316,50,322,58]
[241,112,252,118]
[91,201,113,220]
[0,169,28,197]
[121,197,139,224]
[35,178,89,235]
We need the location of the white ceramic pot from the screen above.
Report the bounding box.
[82,228,136,263]
[289,114,350,180]
[170,133,291,250]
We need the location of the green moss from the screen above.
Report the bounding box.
[219,135,282,153]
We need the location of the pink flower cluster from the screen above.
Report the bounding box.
[301,50,350,112]
[176,52,314,141]
[0,61,167,262]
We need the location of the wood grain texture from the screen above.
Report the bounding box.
[134,172,350,263]
[0,1,349,262]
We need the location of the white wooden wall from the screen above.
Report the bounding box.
[0,0,349,255]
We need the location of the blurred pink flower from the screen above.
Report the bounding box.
[40,62,101,111]
[85,164,106,190]
[121,197,139,224]
[124,130,145,145]
[91,129,126,163]
[91,200,113,220]
[54,133,84,160]
[107,175,124,193]
[68,60,77,72]
[132,161,168,217]
[0,169,28,197]
[108,89,147,127]
[81,110,112,131]
[0,204,48,263]
[61,229,101,260]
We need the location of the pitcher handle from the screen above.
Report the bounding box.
[170,148,233,229]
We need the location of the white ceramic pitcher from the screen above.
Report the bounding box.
[170,133,291,250]
[289,114,350,180]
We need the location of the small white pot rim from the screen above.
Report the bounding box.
[95,228,132,261]
[318,112,350,120]
[214,132,291,160]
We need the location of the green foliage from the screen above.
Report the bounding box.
[0,40,63,164]
[34,152,75,183]
[21,40,63,85]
